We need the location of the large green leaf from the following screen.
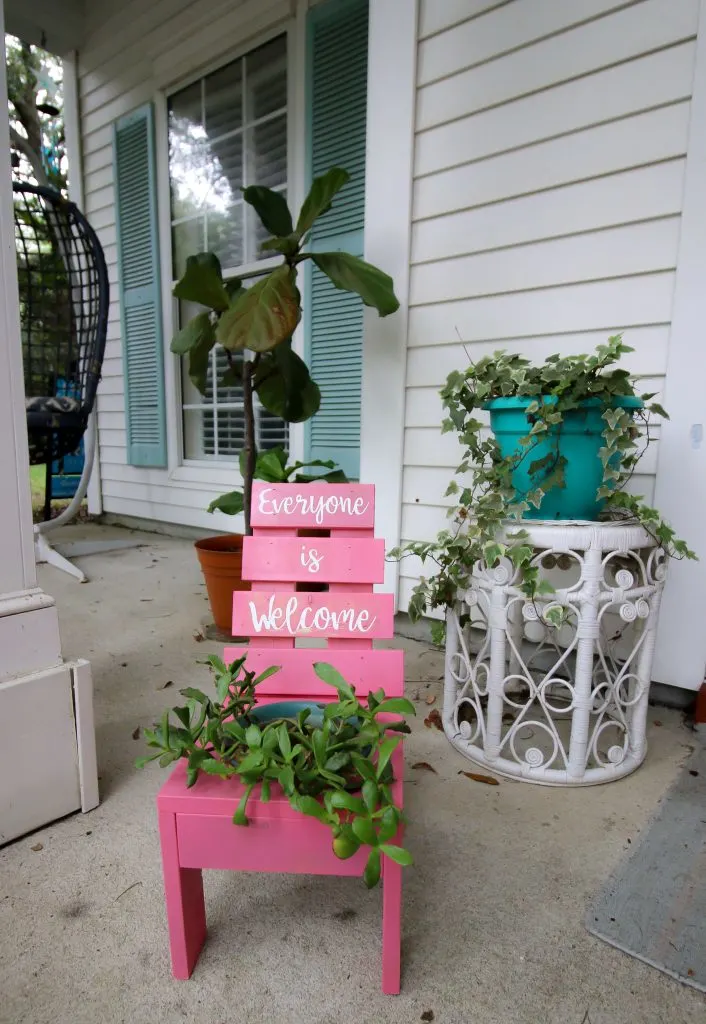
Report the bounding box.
[254,447,289,482]
[173,253,229,312]
[237,445,288,481]
[216,265,301,352]
[170,311,214,355]
[312,252,399,316]
[208,490,244,515]
[186,319,217,394]
[260,234,299,257]
[295,167,350,238]
[254,342,321,423]
[242,185,294,238]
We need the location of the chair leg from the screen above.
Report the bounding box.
[34,529,88,582]
[381,858,402,994]
[43,435,53,523]
[158,809,207,979]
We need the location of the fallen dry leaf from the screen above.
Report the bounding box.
[411,762,437,774]
[193,630,205,643]
[421,1012,435,1023]
[458,770,499,786]
[156,680,173,690]
[425,694,436,705]
[653,720,663,727]
[30,843,43,852]
[687,968,694,977]
[131,726,141,740]
[424,709,443,731]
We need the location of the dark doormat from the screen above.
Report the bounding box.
[585,739,706,992]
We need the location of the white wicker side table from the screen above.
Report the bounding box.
[442,521,667,785]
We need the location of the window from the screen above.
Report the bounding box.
[167,34,289,462]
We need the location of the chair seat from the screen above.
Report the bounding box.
[25,394,83,421]
[25,396,86,466]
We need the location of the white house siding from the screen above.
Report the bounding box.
[78,0,292,529]
[399,0,700,610]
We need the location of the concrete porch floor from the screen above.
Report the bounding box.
[0,523,704,1024]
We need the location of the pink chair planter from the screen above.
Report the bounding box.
[157,483,405,993]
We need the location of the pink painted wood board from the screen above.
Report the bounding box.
[242,536,385,583]
[250,482,375,529]
[232,591,394,639]
[176,813,369,874]
[222,647,405,697]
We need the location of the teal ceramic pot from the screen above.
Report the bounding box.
[485,395,643,521]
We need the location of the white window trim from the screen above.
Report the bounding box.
[155,16,306,489]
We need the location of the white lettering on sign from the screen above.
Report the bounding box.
[257,487,370,525]
[248,595,377,634]
[300,545,323,574]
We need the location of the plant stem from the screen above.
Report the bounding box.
[242,355,259,536]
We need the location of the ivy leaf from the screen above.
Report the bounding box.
[173,253,229,311]
[241,185,293,237]
[296,166,350,237]
[216,265,301,352]
[312,252,399,317]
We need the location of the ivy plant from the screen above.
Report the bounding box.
[137,656,415,888]
[391,335,696,642]
[170,167,399,534]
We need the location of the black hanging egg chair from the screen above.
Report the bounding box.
[14,182,109,580]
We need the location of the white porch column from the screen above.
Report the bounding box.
[0,15,98,843]
[0,26,62,673]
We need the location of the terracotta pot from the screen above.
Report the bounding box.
[194,534,250,633]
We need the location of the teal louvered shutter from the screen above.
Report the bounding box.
[113,103,167,467]
[304,0,368,480]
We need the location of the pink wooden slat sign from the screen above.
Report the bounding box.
[223,647,405,697]
[232,591,394,639]
[250,482,375,529]
[242,536,384,583]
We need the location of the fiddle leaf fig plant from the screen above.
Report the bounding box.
[208,445,347,517]
[391,335,696,638]
[170,167,399,533]
[137,656,415,888]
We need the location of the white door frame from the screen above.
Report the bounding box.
[361,0,417,602]
[652,0,706,691]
